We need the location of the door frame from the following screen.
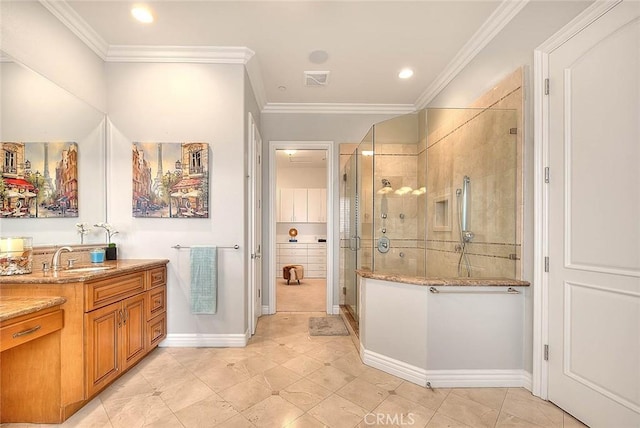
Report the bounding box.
[248,112,262,335]
[267,140,336,315]
[532,0,622,399]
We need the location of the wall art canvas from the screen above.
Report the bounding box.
[1,142,79,218]
[132,142,209,218]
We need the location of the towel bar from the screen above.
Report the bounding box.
[172,244,240,250]
[429,286,520,294]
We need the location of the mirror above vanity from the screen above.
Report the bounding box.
[0,52,107,245]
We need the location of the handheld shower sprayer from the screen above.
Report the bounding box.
[456,175,473,276]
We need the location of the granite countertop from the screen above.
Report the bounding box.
[356,269,530,287]
[0,296,67,323]
[0,259,169,284]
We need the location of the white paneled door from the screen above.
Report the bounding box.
[547,2,640,426]
[249,113,263,335]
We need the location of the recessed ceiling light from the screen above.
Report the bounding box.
[284,150,297,156]
[131,5,154,23]
[398,68,414,79]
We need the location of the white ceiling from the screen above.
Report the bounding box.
[276,149,327,169]
[49,0,527,111]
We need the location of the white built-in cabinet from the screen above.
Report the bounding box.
[276,243,326,278]
[307,188,327,223]
[278,188,326,223]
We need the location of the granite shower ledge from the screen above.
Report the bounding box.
[0,296,67,322]
[356,269,530,287]
[0,259,169,284]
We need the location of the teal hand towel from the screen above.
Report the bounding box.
[190,246,217,314]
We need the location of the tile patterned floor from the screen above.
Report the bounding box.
[3,312,589,428]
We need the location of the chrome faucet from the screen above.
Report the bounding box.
[51,246,73,271]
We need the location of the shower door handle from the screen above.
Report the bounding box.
[355,236,361,250]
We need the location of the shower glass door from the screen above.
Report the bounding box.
[343,129,374,323]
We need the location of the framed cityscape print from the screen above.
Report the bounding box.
[1,142,79,218]
[132,142,209,218]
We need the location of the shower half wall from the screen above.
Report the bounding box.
[340,107,520,319]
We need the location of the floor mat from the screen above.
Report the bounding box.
[308,316,349,336]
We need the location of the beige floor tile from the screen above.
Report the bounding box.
[563,412,588,428]
[451,388,508,411]
[286,413,327,428]
[371,394,436,427]
[219,378,274,411]
[306,365,356,392]
[61,396,112,428]
[214,413,255,428]
[174,393,239,427]
[495,411,545,427]
[242,395,305,428]
[425,412,473,427]
[158,375,216,413]
[282,354,324,376]
[437,393,500,428]
[102,394,175,428]
[254,342,303,364]
[501,390,563,428]
[196,363,252,393]
[357,367,404,391]
[98,367,155,406]
[234,354,279,377]
[395,382,449,412]
[336,378,389,411]
[308,394,369,428]
[280,378,333,411]
[330,351,368,377]
[305,344,350,364]
[254,365,302,391]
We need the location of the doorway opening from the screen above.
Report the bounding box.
[268,141,335,314]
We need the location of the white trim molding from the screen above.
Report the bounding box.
[106,45,255,64]
[362,348,532,389]
[160,331,250,348]
[262,103,416,115]
[415,0,530,108]
[39,0,109,59]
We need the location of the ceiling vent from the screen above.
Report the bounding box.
[304,71,330,87]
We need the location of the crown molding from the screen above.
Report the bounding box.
[414,0,529,109]
[39,0,109,59]
[262,103,416,115]
[106,45,255,64]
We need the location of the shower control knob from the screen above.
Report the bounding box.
[463,231,475,243]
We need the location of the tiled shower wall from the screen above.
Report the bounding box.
[424,69,522,278]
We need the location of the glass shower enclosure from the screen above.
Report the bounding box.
[340,107,520,323]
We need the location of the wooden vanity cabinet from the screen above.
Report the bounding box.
[85,293,146,397]
[0,261,168,423]
[84,266,167,399]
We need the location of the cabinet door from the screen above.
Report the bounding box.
[279,188,295,222]
[121,294,146,371]
[86,303,120,397]
[307,188,326,223]
[292,188,307,222]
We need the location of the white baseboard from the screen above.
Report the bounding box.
[332,305,340,314]
[160,332,249,348]
[362,349,429,386]
[362,348,532,389]
[261,305,271,315]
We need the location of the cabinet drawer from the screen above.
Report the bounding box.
[307,256,326,264]
[307,263,326,271]
[147,313,166,349]
[86,272,146,312]
[278,248,307,256]
[1,309,63,352]
[146,286,166,320]
[148,266,167,289]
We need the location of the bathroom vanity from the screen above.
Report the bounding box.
[0,259,168,423]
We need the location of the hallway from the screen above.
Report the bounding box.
[17,313,587,427]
